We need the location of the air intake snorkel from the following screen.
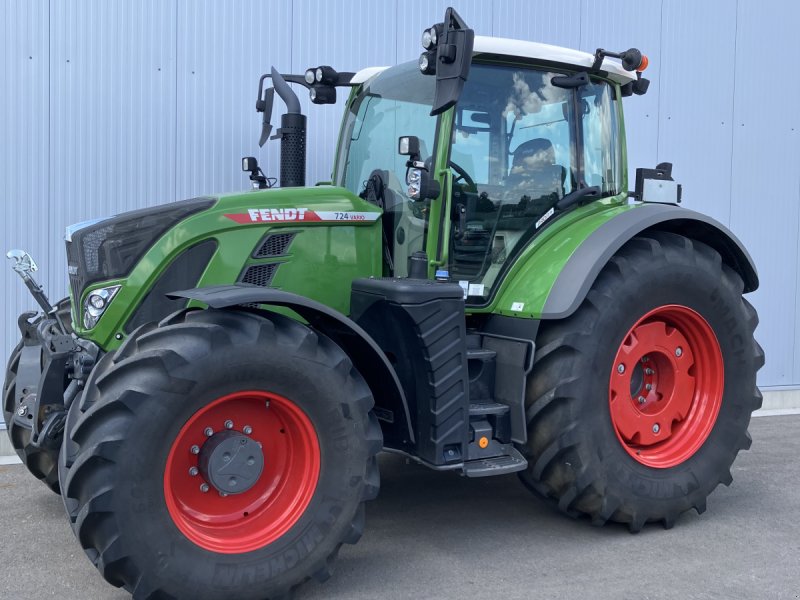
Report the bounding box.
[256,67,307,187]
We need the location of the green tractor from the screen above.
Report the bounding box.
[4,8,763,599]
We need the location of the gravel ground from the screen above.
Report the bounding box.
[1,415,798,600]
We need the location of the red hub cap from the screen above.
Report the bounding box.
[608,305,724,468]
[164,391,320,553]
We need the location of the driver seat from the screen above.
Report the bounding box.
[506,138,565,212]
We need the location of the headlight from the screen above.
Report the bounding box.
[83,285,121,329]
[406,168,422,200]
[304,69,315,84]
[421,29,433,49]
[418,50,436,75]
[315,67,323,83]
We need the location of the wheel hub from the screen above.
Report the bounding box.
[198,430,264,495]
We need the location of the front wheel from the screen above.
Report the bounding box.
[519,232,764,531]
[59,308,381,599]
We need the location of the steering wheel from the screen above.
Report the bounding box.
[449,160,476,189]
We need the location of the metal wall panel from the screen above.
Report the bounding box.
[728,0,800,386]
[579,0,663,192]
[48,0,178,300]
[2,1,798,430]
[176,0,292,198]
[657,0,737,224]
[1,1,51,389]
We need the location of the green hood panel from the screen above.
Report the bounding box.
[74,186,383,349]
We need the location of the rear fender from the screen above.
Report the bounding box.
[541,204,758,319]
[492,203,758,320]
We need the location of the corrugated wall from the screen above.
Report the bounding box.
[2,1,797,425]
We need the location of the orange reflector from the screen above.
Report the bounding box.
[478,436,489,449]
[638,55,649,72]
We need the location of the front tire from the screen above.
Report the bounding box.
[59,308,381,599]
[519,232,764,531]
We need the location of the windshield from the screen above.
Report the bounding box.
[335,62,436,276]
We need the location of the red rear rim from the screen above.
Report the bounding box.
[164,390,320,553]
[608,305,724,468]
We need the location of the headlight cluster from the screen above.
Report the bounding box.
[406,168,422,200]
[83,285,120,329]
[304,65,338,104]
[419,24,442,75]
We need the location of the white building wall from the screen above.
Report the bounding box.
[2,1,797,428]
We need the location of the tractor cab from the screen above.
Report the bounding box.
[333,17,645,307]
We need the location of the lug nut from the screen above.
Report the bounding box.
[219,491,228,497]
[652,423,660,434]
[617,364,625,374]
[190,445,200,455]
[645,368,654,375]
[675,347,683,357]
[204,427,213,437]
[200,483,209,493]
[224,420,234,430]
[17,405,27,416]
[264,400,270,408]
[189,466,199,476]
[645,384,653,391]
[641,356,649,363]
[637,396,646,404]
[243,425,253,435]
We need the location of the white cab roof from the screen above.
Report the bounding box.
[351,35,638,85]
[473,35,636,83]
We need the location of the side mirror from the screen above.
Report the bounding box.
[242,156,258,172]
[633,162,682,204]
[398,135,439,200]
[398,135,420,157]
[241,156,270,190]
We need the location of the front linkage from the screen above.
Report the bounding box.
[4,250,99,492]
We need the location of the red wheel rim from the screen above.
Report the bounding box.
[164,391,320,553]
[608,305,724,468]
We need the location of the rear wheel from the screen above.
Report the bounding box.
[58,308,381,599]
[518,232,764,531]
[3,298,72,493]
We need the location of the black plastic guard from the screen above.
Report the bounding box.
[167,284,414,446]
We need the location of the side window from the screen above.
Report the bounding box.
[451,110,491,184]
[581,82,620,195]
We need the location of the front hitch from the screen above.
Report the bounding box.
[7,249,68,334]
[7,250,100,449]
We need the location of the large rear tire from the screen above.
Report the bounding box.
[58,308,381,599]
[3,298,72,493]
[518,232,764,531]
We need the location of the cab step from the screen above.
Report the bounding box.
[462,447,527,478]
[468,402,510,416]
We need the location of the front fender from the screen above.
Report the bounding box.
[492,203,758,320]
[168,284,414,447]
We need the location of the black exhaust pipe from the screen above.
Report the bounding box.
[270,67,306,187]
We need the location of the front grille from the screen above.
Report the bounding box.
[240,263,280,287]
[64,197,215,307]
[253,233,296,258]
[66,239,86,303]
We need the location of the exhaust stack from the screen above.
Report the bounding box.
[270,67,306,188]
